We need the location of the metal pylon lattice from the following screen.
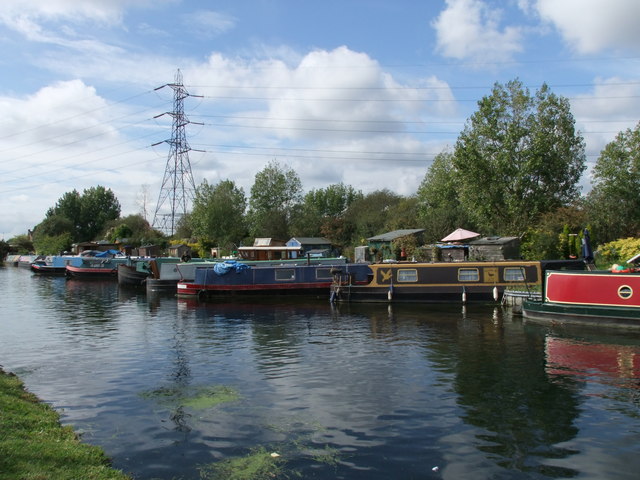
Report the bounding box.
[152,69,200,236]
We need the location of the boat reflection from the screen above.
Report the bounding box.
[545,335,640,389]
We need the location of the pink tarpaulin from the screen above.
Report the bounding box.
[441,228,480,242]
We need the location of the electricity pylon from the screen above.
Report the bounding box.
[151,69,202,236]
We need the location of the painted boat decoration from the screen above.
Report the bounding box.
[177,261,370,298]
[523,268,640,329]
[330,260,584,304]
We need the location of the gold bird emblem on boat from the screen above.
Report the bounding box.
[379,269,393,283]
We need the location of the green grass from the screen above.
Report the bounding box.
[0,368,130,480]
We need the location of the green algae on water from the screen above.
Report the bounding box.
[199,447,284,480]
[140,384,240,410]
[182,385,240,409]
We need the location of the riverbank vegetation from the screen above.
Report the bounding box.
[0,368,130,480]
[6,79,640,262]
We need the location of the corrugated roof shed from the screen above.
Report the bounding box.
[288,237,331,245]
[367,229,425,242]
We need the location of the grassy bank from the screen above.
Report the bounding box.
[0,368,131,480]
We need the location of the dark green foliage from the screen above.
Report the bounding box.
[103,214,165,247]
[520,206,587,260]
[248,161,302,240]
[585,121,640,242]
[0,240,10,260]
[36,185,121,247]
[190,179,248,251]
[343,189,403,244]
[417,151,472,243]
[452,79,586,235]
[7,234,34,254]
[292,183,363,244]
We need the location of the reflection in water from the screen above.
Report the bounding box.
[452,309,582,477]
[2,267,640,479]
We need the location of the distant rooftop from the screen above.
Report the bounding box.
[367,229,425,242]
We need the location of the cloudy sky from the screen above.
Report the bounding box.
[1,0,639,239]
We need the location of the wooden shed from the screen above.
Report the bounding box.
[286,237,334,257]
[138,245,161,257]
[468,236,521,261]
[168,244,192,259]
[366,229,425,261]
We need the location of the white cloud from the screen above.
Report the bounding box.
[0,79,146,238]
[432,0,523,63]
[181,10,236,38]
[0,0,129,28]
[571,77,640,169]
[535,0,640,54]
[183,46,454,197]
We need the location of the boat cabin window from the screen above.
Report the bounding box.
[275,269,295,281]
[504,267,526,282]
[618,285,633,299]
[316,268,333,280]
[458,268,479,282]
[397,269,418,282]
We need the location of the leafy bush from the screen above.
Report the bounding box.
[597,237,640,267]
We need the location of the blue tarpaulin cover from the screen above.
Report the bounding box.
[95,249,121,257]
[213,260,250,276]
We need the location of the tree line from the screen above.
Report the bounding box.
[7,78,640,261]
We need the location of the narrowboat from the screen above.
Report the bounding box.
[330,259,584,304]
[17,254,38,268]
[117,262,149,286]
[146,258,217,293]
[30,255,77,275]
[177,261,370,298]
[149,256,350,294]
[65,250,128,279]
[522,268,640,329]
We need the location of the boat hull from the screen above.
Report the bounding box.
[117,264,149,286]
[523,299,640,329]
[66,264,119,279]
[522,269,640,329]
[30,262,67,275]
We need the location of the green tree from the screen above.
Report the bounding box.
[7,234,33,254]
[79,186,121,241]
[190,179,248,251]
[0,239,10,260]
[453,79,586,235]
[384,196,420,232]
[585,122,640,242]
[43,186,121,242]
[248,161,302,240]
[520,205,587,260]
[417,151,471,243]
[292,183,363,239]
[46,190,83,239]
[102,214,163,246]
[343,189,402,245]
[33,233,73,255]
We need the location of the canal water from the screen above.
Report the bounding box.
[1,265,640,480]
